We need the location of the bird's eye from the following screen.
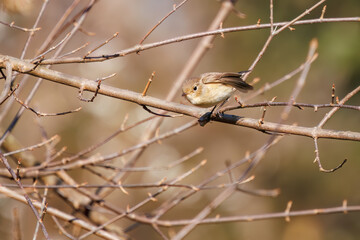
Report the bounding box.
[193,85,197,91]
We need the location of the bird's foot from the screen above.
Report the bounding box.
[198,112,212,127]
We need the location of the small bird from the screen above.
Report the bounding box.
[182,71,253,108]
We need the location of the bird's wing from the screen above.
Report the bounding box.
[203,72,253,92]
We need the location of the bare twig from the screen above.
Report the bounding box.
[270,0,274,32]
[284,201,293,222]
[96,73,117,82]
[273,0,326,36]
[0,0,96,146]
[320,5,327,19]
[0,60,13,103]
[142,71,155,96]
[4,135,59,157]
[0,153,50,239]
[56,116,157,165]
[31,32,72,62]
[78,79,101,102]
[20,0,49,60]
[32,121,198,174]
[0,186,120,240]
[139,0,189,44]
[241,53,318,102]
[226,101,360,112]
[51,216,77,240]
[317,86,360,128]
[38,0,82,54]
[12,208,21,240]
[0,83,18,106]
[313,137,347,172]
[57,42,89,59]
[141,202,360,226]
[0,20,41,32]
[12,92,82,117]
[33,188,48,240]
[35,17,360,65]
[141,105,174,117]
[282,38,318,121]
[84,32,119,58]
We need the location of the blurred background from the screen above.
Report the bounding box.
[0,0,359,239]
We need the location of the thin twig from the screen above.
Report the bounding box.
[273,0,326,36]
[51,216,77,240]
[317,86,360,128]
[95,73,117,82]
[0,81,18,105]
[142,202,360,226]
[270,0,274,32]
[84,32,119,58]
[35,121,198,173]
[20,0,49,60]
[4,135,59,157]
[3,121,198,179]
[13,92,82,117]
[38,0,82,54]
[313,137,347,172]
[33,188,48,240]
[79,159,207,239]
[142,105,174,117]
[31,32,72,62]
[320,5,327,19]
[152,223,169,240]
[0,61,13,103]
[227,101,360,111]
[78,79,101,102]
[0,186,120,240]
[281,38,318,121]
[56,116,157,166]
[142,71,155,96]
[0,0,96,147]
[1,181,253,191]
[0,20,41,32]
[91,147,203,173]
[139,0,189,44]
[241,53,318,102]
[37,17,360,65]
[12,208,21,240]
[310,85,360,171]
[0,153,50,239]
[57,42,89,59]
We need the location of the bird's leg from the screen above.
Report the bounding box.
[213,97,230,118]
[198,97,230,126]
[209,105,217,116]
[198,105,217,127]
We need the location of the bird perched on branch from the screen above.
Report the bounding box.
[182,71,253,126]
[182,71,253,107]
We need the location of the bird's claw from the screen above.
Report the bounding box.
[198,112,212,127]
[198,110,225,127]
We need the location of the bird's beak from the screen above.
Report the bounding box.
[182,92,186,97]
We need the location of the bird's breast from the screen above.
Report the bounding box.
[186,83,235,108]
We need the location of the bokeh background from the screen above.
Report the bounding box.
[0,0,359,239]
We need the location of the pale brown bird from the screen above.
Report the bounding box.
[182,71,253,108]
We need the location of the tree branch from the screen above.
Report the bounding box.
[1,55,358,142]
